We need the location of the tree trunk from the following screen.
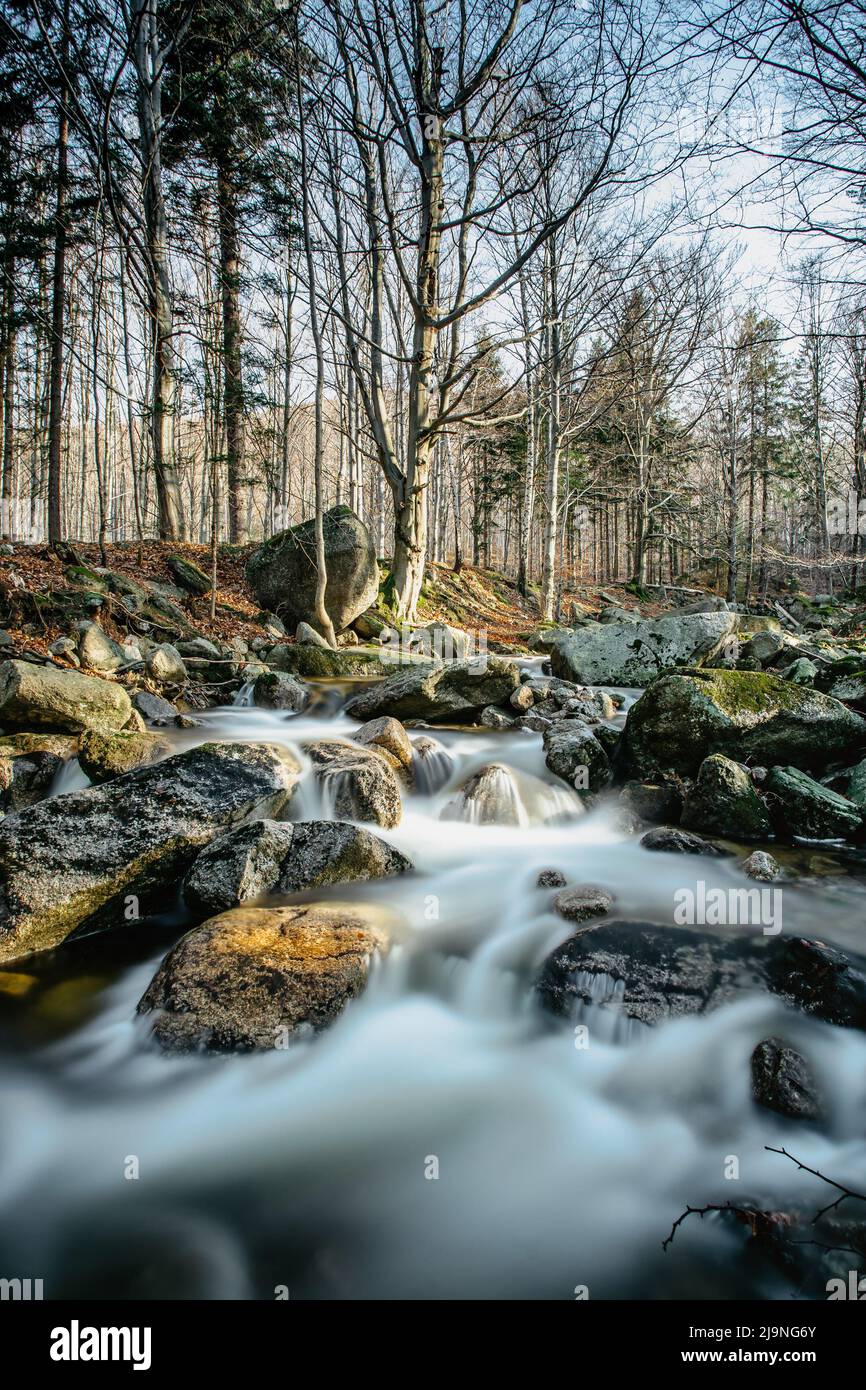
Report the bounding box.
[217,161,247,541]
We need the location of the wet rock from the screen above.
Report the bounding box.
[410,736,454,794]
[743,850,781,882]
[344,655,520,725]
[620,779,683,824]
[537,919,768,1027]
[182,819,410,916]
[145,643,187,684]
[78,729,173,784]
[0,742,301,962]
[681,754,772,840]
[304,739,402,828]
[551,612,738,686]
[167,554,211,595]
[138,902,393,1053]
[766,937,866,1030]
[640,826,728,855]
[510,683,535,712]
[623,669,866,776]
[0,750,63,811]
[251,670,309,712]
[765,766,863,841]
[0,659,132,735]
[267,643,382,678]
[543,720,610,794]
[537,868,567,888]
[553,885,614,923]
[441,763,524,826]
[751,1038,823,1122]
[843,756,866,809]
[246,504,379,632]
[353,716,413,769]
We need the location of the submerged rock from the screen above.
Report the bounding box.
[681,754,771,840]
[551,611,738,686]
[343,655,520,724]
[138,902,393,1053]
[766,937,866,1030]
[410,736,454,794]
[640,826,728,855]
[0,659,132,735]
[183,819,411,916]
[765,766,863,841]
[537,868,567,889]
[246,504,379,632]
[0,742,300,962]
[624,669,866,776]
[751,1037,823,1123]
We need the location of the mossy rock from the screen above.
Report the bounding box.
[167,555,212,596]
[267,644,383,678]
[681,754,771,840]
[78,729,173,784]
[624,668,866,776]
[765,766,864,841]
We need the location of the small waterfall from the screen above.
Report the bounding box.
[442,763,528,826]
[411,736,454,795]
[233,681,255,707]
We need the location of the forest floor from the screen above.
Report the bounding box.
[0,538,695,658]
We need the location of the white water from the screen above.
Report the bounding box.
[2,692,866,1299]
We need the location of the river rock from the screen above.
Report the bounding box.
[537,868,567,888]
[764,766,863,841]
[78,729,173,784]
[623,669,866,776]
[478,705,514,730]
[246,504,378,632]
[0,750,63,811]
[441,763,524,825]
[132,690,180,725]
[640,826,728,855]
[251,670,309,712]
[344,655,520,724]
[543,721,610,794]
[296,621,331,648]
[743,850,781,882]
[766,937,866,1030]
[0,742,301,962]
[553,885,614,923]
[145,643,187,684]
[0,659,132,734]
[751,1037,823,1122]
[267,643,381,678]
[409,621,472,661]
[304,739,402,828]
[681,754,772,840]
[353,716,413,769]
[551,612,738,686]
[619,779,683,824]
[537,919,768,1027]
[138,902,393,1052]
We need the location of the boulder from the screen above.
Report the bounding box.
[409,621,472,660]
[0,659,132,735]
[780,657,819,685]
[78,729,173,784]
[145,643,188,684]
[619,779,683,824]
[0,742,300,962]
[304,739,403,828]
[537,868,567,888]
[343,655,520,724]
[251,670,309,712]
[550,611,738,685]
[681,754,771,840]
[623,669,866,776]
[764,766,863,841]
[352,716,413,769]
[296,621,332,648]
[132,690,180,725]
[0,750,63,811]
[478,705,514,730]
[766,937,866,1030]
[246,504,379,632]
[167,554,211,595]
[77,622,126,674]
[543,720,610,794]
[640,826,728,855]
[846,757,866,808]
[267,643,382,678]
[138,902,393,1053]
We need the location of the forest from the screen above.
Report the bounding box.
[0,0,864,624]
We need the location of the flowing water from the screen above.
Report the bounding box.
[1,681,866,1300]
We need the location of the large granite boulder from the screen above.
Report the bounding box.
[0,742,300,962]
[343,655,520,724]
[246,504,379,633]
[550,612,738,685]
[0,659,132,735]
[623,669,866,776]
